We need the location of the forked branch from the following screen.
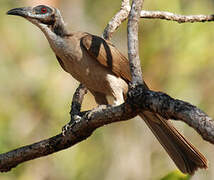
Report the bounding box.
[104,0,214,40]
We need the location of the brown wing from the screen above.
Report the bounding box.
[80,34,132,82]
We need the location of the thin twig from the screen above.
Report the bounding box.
[69,84,87,118]
[140,10,214,23]
[103,0,130,40]
[103,8,214,41]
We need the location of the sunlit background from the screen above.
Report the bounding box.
[0,0,214,179]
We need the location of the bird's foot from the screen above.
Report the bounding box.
[62,115,82,136]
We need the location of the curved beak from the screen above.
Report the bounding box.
[7,7,56,26]
[7,7,32,18]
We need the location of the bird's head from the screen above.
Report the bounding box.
[7,5,68,36]
[7,5,57,25]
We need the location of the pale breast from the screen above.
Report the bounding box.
[50,32,128,97]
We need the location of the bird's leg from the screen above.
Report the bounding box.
[62,84,87,136]
[62,115,82,136]
[89,90,108,105]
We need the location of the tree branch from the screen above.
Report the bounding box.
[0,103,137,172]
[127,0,144,86]
[127,85,214,144]
[2,84,214,172]
[103,7,214,41]
[69,84,87,117]
[103,0,130,40]
[140,10,214,23]
[0,86,137,172]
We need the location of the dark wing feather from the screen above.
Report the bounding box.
[80,34,132,82]
[140,112,208,174]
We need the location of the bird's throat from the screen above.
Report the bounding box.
[51,20,69,37]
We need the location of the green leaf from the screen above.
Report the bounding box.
[161,170,191,180]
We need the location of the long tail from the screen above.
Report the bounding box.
[139,111,208,174]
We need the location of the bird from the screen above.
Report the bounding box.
[7,5,208,174]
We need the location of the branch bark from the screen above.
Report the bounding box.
[103,0,130,40]
[140,10,214,23]
[1,84,214,172]
[0,90,137,172]
[127,85,214,143]
[104,5,214,41]
[127,0,144,85]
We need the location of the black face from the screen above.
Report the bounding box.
[33,5,53,15]
[31,5,55,25]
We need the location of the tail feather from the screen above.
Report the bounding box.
[140,111,208,175]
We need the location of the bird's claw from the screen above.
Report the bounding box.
[62,115,82,136]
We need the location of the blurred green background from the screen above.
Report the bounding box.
[0,0,214,179]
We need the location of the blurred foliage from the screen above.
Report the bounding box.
[161,170,190,180]
[84,0,121,29]
[0,0,214,179]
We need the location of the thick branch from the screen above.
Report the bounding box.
[0,82,137,172]
[127,84,214,143]
[140,10,214,23]
[0,103,137,172]
[127,0,144,85]
[2,84,214,172]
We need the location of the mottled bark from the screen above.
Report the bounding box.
[127,0,144,86]
[140,10,214,23]
[69,84,87,118]
[127,84,214,143]
[0,98,137,172]
[103,0,130,40]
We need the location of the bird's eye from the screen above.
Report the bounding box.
[41,7,47,14]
